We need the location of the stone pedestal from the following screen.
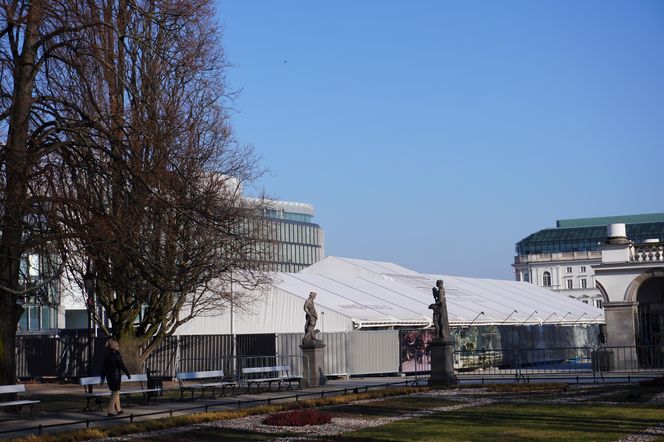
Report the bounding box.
[300,340,326,387]
[603,301,638,370]
[428,338,458,387]
[603,301,637,348]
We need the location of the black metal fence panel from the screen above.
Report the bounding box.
[144,336,179,377]
[16,335,108,379]
[237,334,275,358]
[177,335,234,375]
[16,334,664,380]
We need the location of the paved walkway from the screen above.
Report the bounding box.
[0,376,415,439]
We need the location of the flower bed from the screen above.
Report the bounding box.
[263,407,332,426]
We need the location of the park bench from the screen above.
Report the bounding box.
[79,373,161,411]
[175,370,236,400]
[241,365,302,393]
[0,384,40,419]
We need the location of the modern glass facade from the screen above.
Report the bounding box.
[267,218,324,272]
[257,200,325,272]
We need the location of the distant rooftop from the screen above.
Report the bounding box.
[517,213,664,255]
[557,213,664,228]
[243,197,317,224]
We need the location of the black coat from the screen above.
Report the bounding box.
[101,348,130,391]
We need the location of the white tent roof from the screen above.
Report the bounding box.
[274,256,604,329]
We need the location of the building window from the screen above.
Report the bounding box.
[580,266,586,272]
[566,279,573,289]
[566,267,572,273]
[542,271,551,287]
[581,279,587,289]
[595,299,603,309]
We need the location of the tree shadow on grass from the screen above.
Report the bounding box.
[331,398,461,418]
[413,405,663,441]
[332,403,664,442]
[131,427,288,442]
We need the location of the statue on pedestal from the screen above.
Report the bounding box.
[300,291,325,386]
[430,279,450,339]
[427,279,458,386]
[303,291,319,342]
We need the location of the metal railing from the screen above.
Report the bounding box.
[408,345,664,380]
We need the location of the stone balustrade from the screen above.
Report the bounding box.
[631,243,664,262]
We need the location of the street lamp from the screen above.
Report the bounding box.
[83,269,95,378]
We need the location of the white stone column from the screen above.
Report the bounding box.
[602,301,638,370]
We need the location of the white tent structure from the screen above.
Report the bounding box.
[176,256,604,335]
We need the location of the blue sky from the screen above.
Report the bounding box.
[215,1,664,279]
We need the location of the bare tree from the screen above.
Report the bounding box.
[1,0,271,379]
[50,0,272,370]
[0,0,98,386]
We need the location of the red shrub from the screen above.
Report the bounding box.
[263,408,332,426]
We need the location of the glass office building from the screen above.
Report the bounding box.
[259,200,325,272]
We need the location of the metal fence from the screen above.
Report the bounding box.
[15,335,106,379]
[433,345,664,378]
[15,334,664,380]
[276,331,399,377]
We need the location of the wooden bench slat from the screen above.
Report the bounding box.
[0,384,39,419]
[0,400,40,406]
[0,384,27,394]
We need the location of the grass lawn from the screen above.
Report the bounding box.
[338,402,664,442]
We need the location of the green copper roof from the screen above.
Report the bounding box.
[516,220,664,255]
[557,213,664,228]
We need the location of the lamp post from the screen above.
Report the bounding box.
[83,269,95,378]
[230,270,236,362]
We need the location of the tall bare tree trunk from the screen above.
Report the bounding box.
[0,0,44,387]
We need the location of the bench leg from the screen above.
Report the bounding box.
[144,392,159,406]
[83,396,97,412]
[221,385,234,396]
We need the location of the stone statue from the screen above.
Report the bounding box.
[427,279,458,386]
[429,279,450,340]
[303,291,318,341]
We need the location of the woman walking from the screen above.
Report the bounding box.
[101,339,131,416]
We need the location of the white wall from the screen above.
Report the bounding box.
[175,286,354,335]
